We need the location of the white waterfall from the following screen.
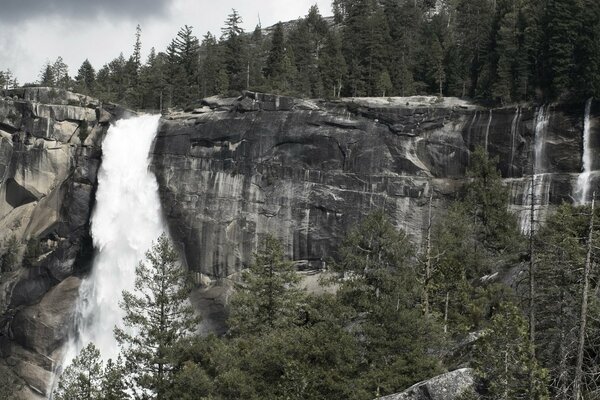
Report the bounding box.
[509,106,521,177]
[484,110,493,153]
[520,106,551,234]
[575,98,594,205]
[62,114,164,366]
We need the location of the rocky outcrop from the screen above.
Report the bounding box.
[375,368,475,400]
[152,92,598,278]
[0,87,126,398]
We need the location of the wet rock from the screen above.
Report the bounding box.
[11,276,81,357]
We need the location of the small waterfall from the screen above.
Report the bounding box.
[575,98,594,204]
[520,106,551,234]
[520,174,550,235]
[509,106,521,177]
[59,115,164,374]
[484,110,493,153]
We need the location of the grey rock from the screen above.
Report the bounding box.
[375,368,475,400]
[11,276,80,357]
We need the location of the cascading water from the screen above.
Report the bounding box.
[509,106,521,177]
[484,110,493,153]
[520,106,551,234]
[575,98,594,204]
[60,114,164,369]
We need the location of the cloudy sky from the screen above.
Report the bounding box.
[0,0,332,83]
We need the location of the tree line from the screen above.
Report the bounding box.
[21,0,600,110]
[26,148,597,400]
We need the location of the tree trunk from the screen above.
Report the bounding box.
[423,194,433,316]
[443,291,450,334]
[528,170,536,395]
[573,193,595,400]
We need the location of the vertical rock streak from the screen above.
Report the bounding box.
[62,115,164,367]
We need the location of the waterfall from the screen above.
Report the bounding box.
[484,110,493,153]
[520,106,551,234]
[575,98,594,204]
[509,106,521,177]
[60,115,164,370]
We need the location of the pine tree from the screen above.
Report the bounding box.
[52,56,70,89]
[199,32,223,97]
[133,24,142,70]
[167,25,200,104]
[228,235,303,335]
[264,22,293,92]
[221,9,246,92]
[75,59,96,95]
[101,356,128,400]
[115,233,200,399]
[319,30,346,98]
[465,147,519,251]
[545,0,581,98]
[39,62,56,86]
[53,343,103,400]
[474,303,549,400]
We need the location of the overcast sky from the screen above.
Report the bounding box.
[0,0,332,83]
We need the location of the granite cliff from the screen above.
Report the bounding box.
[152,92,598,280]
[0,87,132,398]
[0,89,598,397]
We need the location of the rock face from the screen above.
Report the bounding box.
[1,88,598,398]
[0,87,125,398]
[375,368,475,400]
[152,92,599,278]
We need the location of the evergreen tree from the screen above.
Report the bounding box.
[167,25,200,105]
[52,56,70,89]
[264,23,294,93]
[319,30,347,97]
[465,147,519,251]
[335,211,444,397]
[53,343,103,400]
[39,62,56,86]
[75,59,96,95]
[545,0,581,99]
[115,233,200,399]
[0,235,20,273]
[535,203,600,398]
[221,9,246,91]
[199,32,224,97]
[101,356,128,400]
[474,303,549,400]
[228,235,303,335]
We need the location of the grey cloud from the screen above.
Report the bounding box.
[0,0,171,22]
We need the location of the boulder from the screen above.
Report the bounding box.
[375,368,475,400]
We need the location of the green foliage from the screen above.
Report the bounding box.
[23,237,43,268]
[465,147,520,252]
[115,233,200,399]
[473,303,549,399]
[101,357,127,400]
[534,203,600,398]
[53,343,103,400]
[75,59,96,96]
[334,210,414,311]
[0,235,20,273]
[228,235,303,335]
